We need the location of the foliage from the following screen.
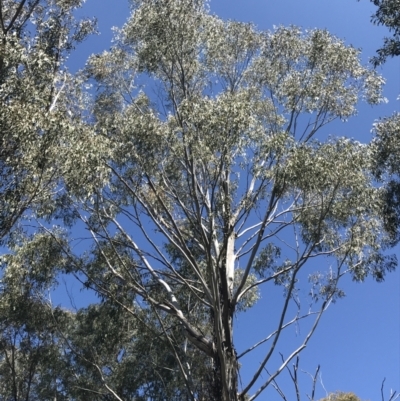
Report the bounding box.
[0,0,397,400]
[363,0,400,243]
[371,113,400,245]
[319,392,363,401]
[0,229,70,400]
[47,1,394,400]
[368,0,400,65]
[61,303,215,401]
[0,0,97,241]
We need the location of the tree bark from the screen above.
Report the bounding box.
[212,332,239,401]
[212,227,239,401]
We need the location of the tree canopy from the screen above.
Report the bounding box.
[0,0,97,241]
[0,0,397,400]
[369,0,400,65]
[364,0,400,246]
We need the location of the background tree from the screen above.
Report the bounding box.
[363,0,400,246]
[367,0,400,66]
[58,301,214,401]
[0,1,108,399]
[320,390,399,401]
[319,393,363,401]
[0,0,96,241]
[358,0,400,228]
[0,229,70,401]
[371,114,400,244]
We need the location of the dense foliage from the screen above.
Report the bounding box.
[372,113,400,245]
[0,0,99,241]
[365,0,400,247]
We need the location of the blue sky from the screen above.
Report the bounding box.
[65,0,400,399]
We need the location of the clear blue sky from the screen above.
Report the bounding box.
[65,0,400,399]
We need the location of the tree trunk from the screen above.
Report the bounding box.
[212,341,239,401]
[212,237,239,401]
[224,346,239,401]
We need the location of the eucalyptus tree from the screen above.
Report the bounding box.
[56,300,213,401]
[319,393,363,401]
[367,0,400,66]
[1,233,205,401]
[364,0,400,245]
[38,0,396,400]
[371,114,400,245]
[319,390,398,401]
[0,0,103,398]
[0,0,96,240]
[0,229,71,401]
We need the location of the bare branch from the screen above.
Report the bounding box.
[248,298,328,401]
[237,310,321,359]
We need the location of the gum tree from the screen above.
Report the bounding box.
[367,0,400,66]
[364,0,400,245]
[0,1,103,398]
[0,0,96,240]
[371,114,400,245]
[27,0,396,399]
[0,230,71,401]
